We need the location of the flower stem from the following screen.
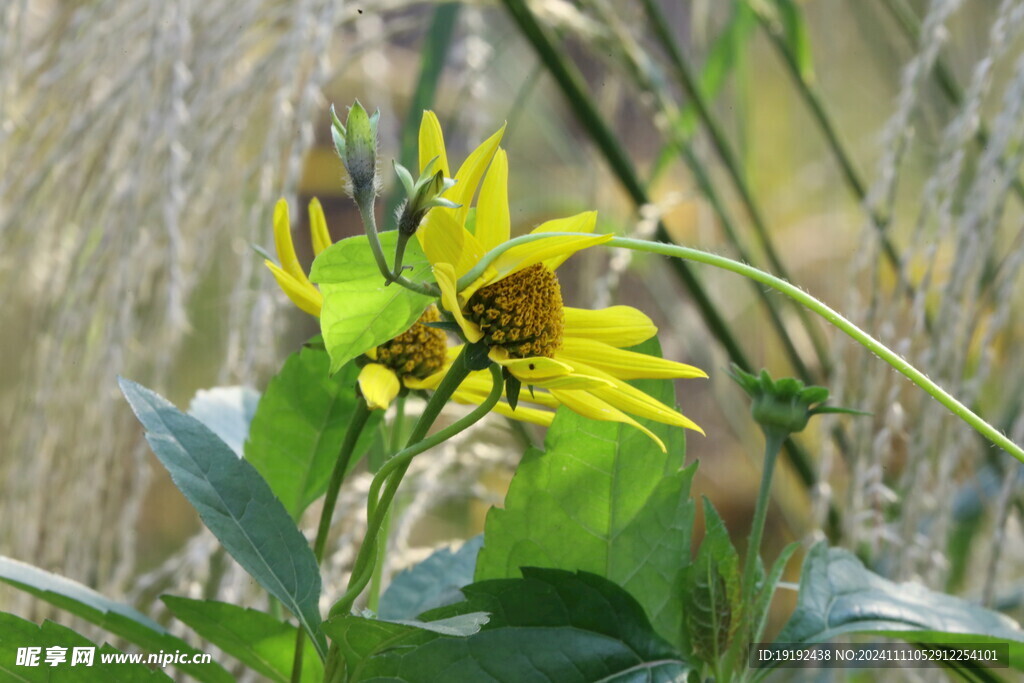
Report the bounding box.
[459,231,1024,464]
[327,350,501,618]
[740,430,785,634]
[353,189,438,297]
[313,399,372,564]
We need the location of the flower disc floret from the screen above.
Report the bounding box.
[374,306,447,379]
[466,264,563,359]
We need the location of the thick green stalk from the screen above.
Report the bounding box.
[459,231,1024,463]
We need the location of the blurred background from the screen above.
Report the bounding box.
[2,0,1024,650]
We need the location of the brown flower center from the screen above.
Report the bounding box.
[465,264,563,358]
[375,305,447,379]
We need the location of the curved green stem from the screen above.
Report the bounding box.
[353,189,439,297]
[328,352,502,618]
[459,232,1024,464]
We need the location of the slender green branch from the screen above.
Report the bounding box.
[314,400,373,563]
[460,231,1024,463]
[293,398,373,680]
[353,189,439,297]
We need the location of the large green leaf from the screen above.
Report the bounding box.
[310,232,433,374]
[778,543,1024,670]
[475,339,695,647]
[378,536,482,620]
[0,557,231,683]
[244,346,380,519]
[333,568,691,681]
[163,597,322,682]
[0,612,172,682]
[119,379,327,659]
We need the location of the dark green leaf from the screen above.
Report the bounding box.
[119,379,326,659]
[244,346,380,519]
[378,536,482,620]
[680,499,740,666]
[0,557,231,683]
[779,543,1024,669]
[475,339,694,646]
[339,568,691,681]
[310,232,433,374]
[0,612,173,682]
[188,385,260,456]
[162,597,322,682]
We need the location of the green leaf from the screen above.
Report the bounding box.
[244,346,381,519]
[310,232,433,374]
[379,536,482,620]
[188,385,260,456]
[0,611,173,681]
[773,0,815,82]
[119,379,327,660]
[779,543,1024,669]
[680,499,741,666]
[336,568,691,681]
[475,338,695,647]
[162,596,322,682]
[0,557,231,683]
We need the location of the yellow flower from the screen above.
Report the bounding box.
[416,111,707,451]
[263,197,555,425]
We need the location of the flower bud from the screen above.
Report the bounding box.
[331,101,380,198]
[393,156,459,235]
[729,365,866,438]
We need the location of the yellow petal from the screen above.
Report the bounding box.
[308,197,332,256]
[273,199,308,283]
[558,338,708,379]
[357,363,401,411]
[418,209,484,277]
[434,263,483,342]
[487,348,573,381]
[464,376,562,411]
[559,356,704,433]
[548,388,666,452]
[476,148,510,252]
[531,211,598,271]
[487,400,555,427]
[418,111,450,177]
[450,123,506,226]
[562,306,658,347]
[490,233,612,282]
[265,260,323,317]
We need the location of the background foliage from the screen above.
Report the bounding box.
[2,0,1024,676]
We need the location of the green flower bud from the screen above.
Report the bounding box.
[729,365,867,438]
[331,101,380,198]
[393,156,459,236]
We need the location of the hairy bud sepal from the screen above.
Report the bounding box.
[332,101,380,199]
